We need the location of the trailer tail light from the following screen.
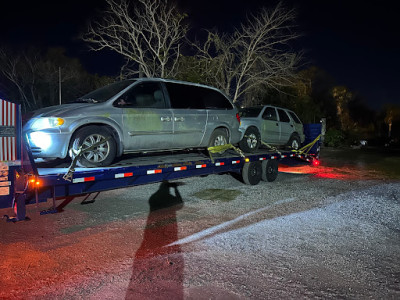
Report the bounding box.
[236,113,241,124]
[312,159,320,167]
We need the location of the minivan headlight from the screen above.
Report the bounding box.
[31,117,65,130]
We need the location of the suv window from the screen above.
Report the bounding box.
[240,107,263,118]
[165,82,233,110]
[277,109,290,122]
[288,111,302,124]
[116,82,166,108]
[262,107,277,121]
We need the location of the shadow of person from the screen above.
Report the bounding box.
[125,181,185,300]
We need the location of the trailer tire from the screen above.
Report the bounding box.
[208,128,228,156]
[239,127,260,153]
[70,126,116,167]
[242,161,262,185]
[262,159,279,182]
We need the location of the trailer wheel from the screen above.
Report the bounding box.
[262,159,279,182]
[70,126,116,167]
[242,161,262,185]
[239,127,260,153]
[208,128,228,156]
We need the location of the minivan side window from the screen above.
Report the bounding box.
[262,107,277,121]
[277,109,290,122]
[202,89,233,110]
[165,82,233,110]
[165,82,205,109]
[115,82,166,108]
[288,111,302,124]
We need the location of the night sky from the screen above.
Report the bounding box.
[1,0,399,110]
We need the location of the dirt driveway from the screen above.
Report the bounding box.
[1,148,399,299]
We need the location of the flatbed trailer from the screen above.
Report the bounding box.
[0,99,321,221]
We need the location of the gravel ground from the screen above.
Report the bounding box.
[0,148,399,299]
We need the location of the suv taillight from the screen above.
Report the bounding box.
[236,113,241,124]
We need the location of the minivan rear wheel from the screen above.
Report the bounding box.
[288,134,301,150]
[208,128,228,155]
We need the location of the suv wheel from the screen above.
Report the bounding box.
[239,127,260,153]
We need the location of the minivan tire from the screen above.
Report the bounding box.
[70,126,117,167]
[287,134,301,150]
[239,127,260,153]
[208,128,229,156]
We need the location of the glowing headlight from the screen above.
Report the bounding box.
[31,117,65,130]
[30,132,52,151]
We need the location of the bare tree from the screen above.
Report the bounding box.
[0,47,41,111]
[82,0,188,78]
[194,2,301,104]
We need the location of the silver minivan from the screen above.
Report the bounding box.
[23,78,242,167]
[238,105,305,152]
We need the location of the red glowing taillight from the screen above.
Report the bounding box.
[236,113,241,124]
[312,159,320,167]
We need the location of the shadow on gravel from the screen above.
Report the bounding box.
[125,181,185,300]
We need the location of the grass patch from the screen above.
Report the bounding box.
[193,189,242,202]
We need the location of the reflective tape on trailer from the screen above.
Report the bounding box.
[115,172,133,178]
[147,169,162,175]
[196,164,207,169]
[259,157,266,161]
[215,162,225,166]
[73,176,95,183]
[174,166,187,171]
[232,160,241,164]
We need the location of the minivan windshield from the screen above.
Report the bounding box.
[239,107,263,117]
[74,80,136,103]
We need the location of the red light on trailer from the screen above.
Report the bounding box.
[312,159,320,167]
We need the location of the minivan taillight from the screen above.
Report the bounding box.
[236,113,241,125]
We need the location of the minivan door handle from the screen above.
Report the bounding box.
[174,117,185,122]
[160,116,171,122]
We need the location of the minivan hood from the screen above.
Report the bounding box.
[31,103,96,118]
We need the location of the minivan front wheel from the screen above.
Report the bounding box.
[70,126,117,167]
[208,128,228,155]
